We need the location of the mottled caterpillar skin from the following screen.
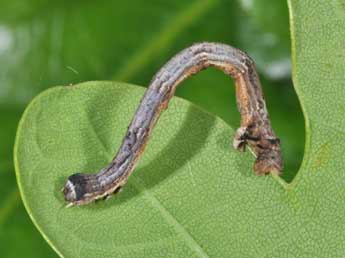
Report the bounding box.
[63,42,283,206]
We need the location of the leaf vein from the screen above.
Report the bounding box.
[131,177,210,258]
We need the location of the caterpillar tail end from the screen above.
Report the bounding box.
[233,126,283,176]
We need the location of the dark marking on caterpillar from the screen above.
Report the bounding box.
[63,42,283,206]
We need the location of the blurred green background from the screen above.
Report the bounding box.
[0,0,304,257]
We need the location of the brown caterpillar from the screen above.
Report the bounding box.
[63,42,283,206]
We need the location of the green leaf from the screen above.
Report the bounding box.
[2,1,303,257]
[3,1,304,257]
[14,0,345,257]
[1,0,301,175]
[15,81,277,257]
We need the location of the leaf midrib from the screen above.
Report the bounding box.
[131,177,210,257]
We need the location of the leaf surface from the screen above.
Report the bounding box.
[14,0,345,257]
[2,1,300,256]
[16,81,261,257]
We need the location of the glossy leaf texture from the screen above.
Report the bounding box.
[14,0,345,257]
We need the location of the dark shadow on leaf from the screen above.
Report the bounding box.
[109,105,216,206]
